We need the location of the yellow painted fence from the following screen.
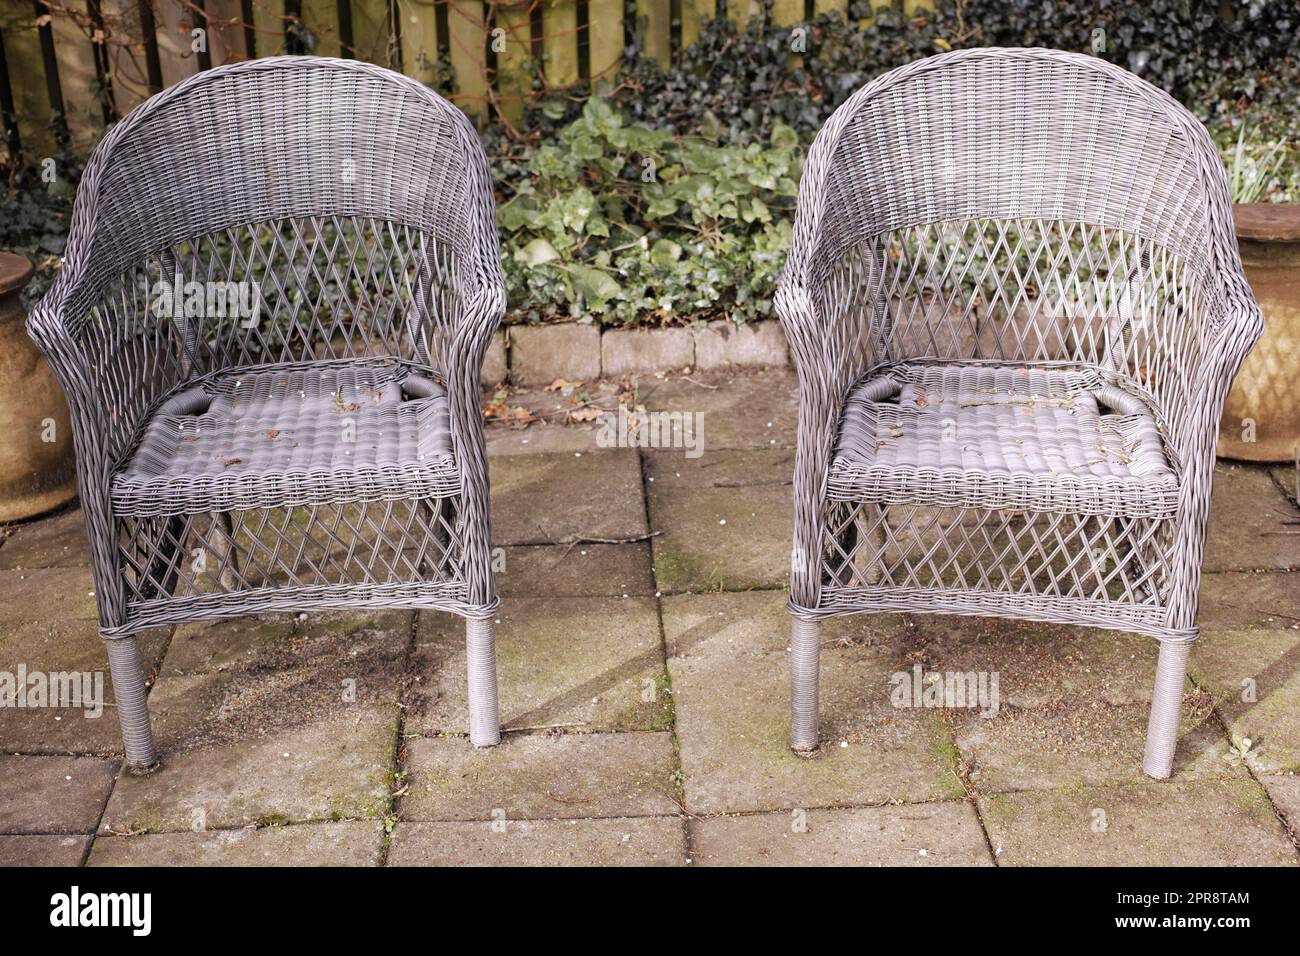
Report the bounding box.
[0,0,907,161]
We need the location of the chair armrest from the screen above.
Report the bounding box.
[445,276,506,447]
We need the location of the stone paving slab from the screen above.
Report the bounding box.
[1270,465,1297,504]
[1260,774,1300,835]
[101,708,398,834]
[663,591,964,814]
[0,567,99,622]
[160,614,299,676]
[638,369,797,450]
[979,776,1298,866]
[490,449,647,545]
[953,698,1234,792]
[148,610,410,752]
[0,507,90,570]
[487,420,599,457]
[119,611,409,832]
[645,449,792,593]
[87,821,384,866]
[911,615,1160,709]
[690,801,993,866]
[406,597,670,735]
[1205,463,1300,572]
[0,619,170,755]
[483,382,616,457]
[0,834,89,866]
[496,543,654,597]
[400,731,678,821]
[1192,573,1300,773]
[388,817,686,866]
[0,755,116,834]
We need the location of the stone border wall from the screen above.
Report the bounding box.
[481,320,789,385]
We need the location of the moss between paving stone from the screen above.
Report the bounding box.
[925,712,969,800]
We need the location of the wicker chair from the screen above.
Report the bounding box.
[27,57,506,769]
[776,49,1262,779]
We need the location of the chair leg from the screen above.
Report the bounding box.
[790,616,821,752]
[465,615,500,747]
[1142,640,1191,780]
[103,634,159,771]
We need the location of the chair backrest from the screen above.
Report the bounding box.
[798,47,1231,282]
[65,56,496,300]
[790,48,1238,395]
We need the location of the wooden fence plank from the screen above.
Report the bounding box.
[155,0,200,87]
[205,0,252,63]
[771,0,802,25]
[348,0,390,63]
[50,5,104,151]
[494,0,530,123]
[728,0,761,26]
[1,5,56,158]
[586,0,618,88]
[542,0,577,88]
[250,1,283,55]
[813,0,847,16]
[635,0,668,66]
[679,0,711,50]
[301,0,341,56]
[400,0,440,83]
[447,0,486,116]
[101,0,151,117]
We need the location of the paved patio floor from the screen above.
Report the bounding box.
[1,368,1298,866]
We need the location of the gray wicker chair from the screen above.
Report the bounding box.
[777,48,1263,779]
[27,57,506,769]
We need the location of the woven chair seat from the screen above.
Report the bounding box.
[112,362,456,516]
[827,364,1179,518]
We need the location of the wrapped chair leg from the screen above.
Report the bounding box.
[103,634,159,771]
[1142,640,1191,780]
[790,616,822,752]
[466,615,500,747]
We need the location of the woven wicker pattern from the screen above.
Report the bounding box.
[830,365,1178,516]
[27,57,507,764]
[115,362,455,515]
[776,49,1263,779]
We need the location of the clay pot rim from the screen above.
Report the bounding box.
[0,251,35,297]
[1233,202,1300,243]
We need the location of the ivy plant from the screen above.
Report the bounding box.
[496,98,800,327]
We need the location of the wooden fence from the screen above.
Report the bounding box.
[0,0,912,161]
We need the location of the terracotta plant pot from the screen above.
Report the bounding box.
[1217,204,1300,462]
[0,252,78,521]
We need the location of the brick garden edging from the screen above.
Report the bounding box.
[483,320,790,385]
